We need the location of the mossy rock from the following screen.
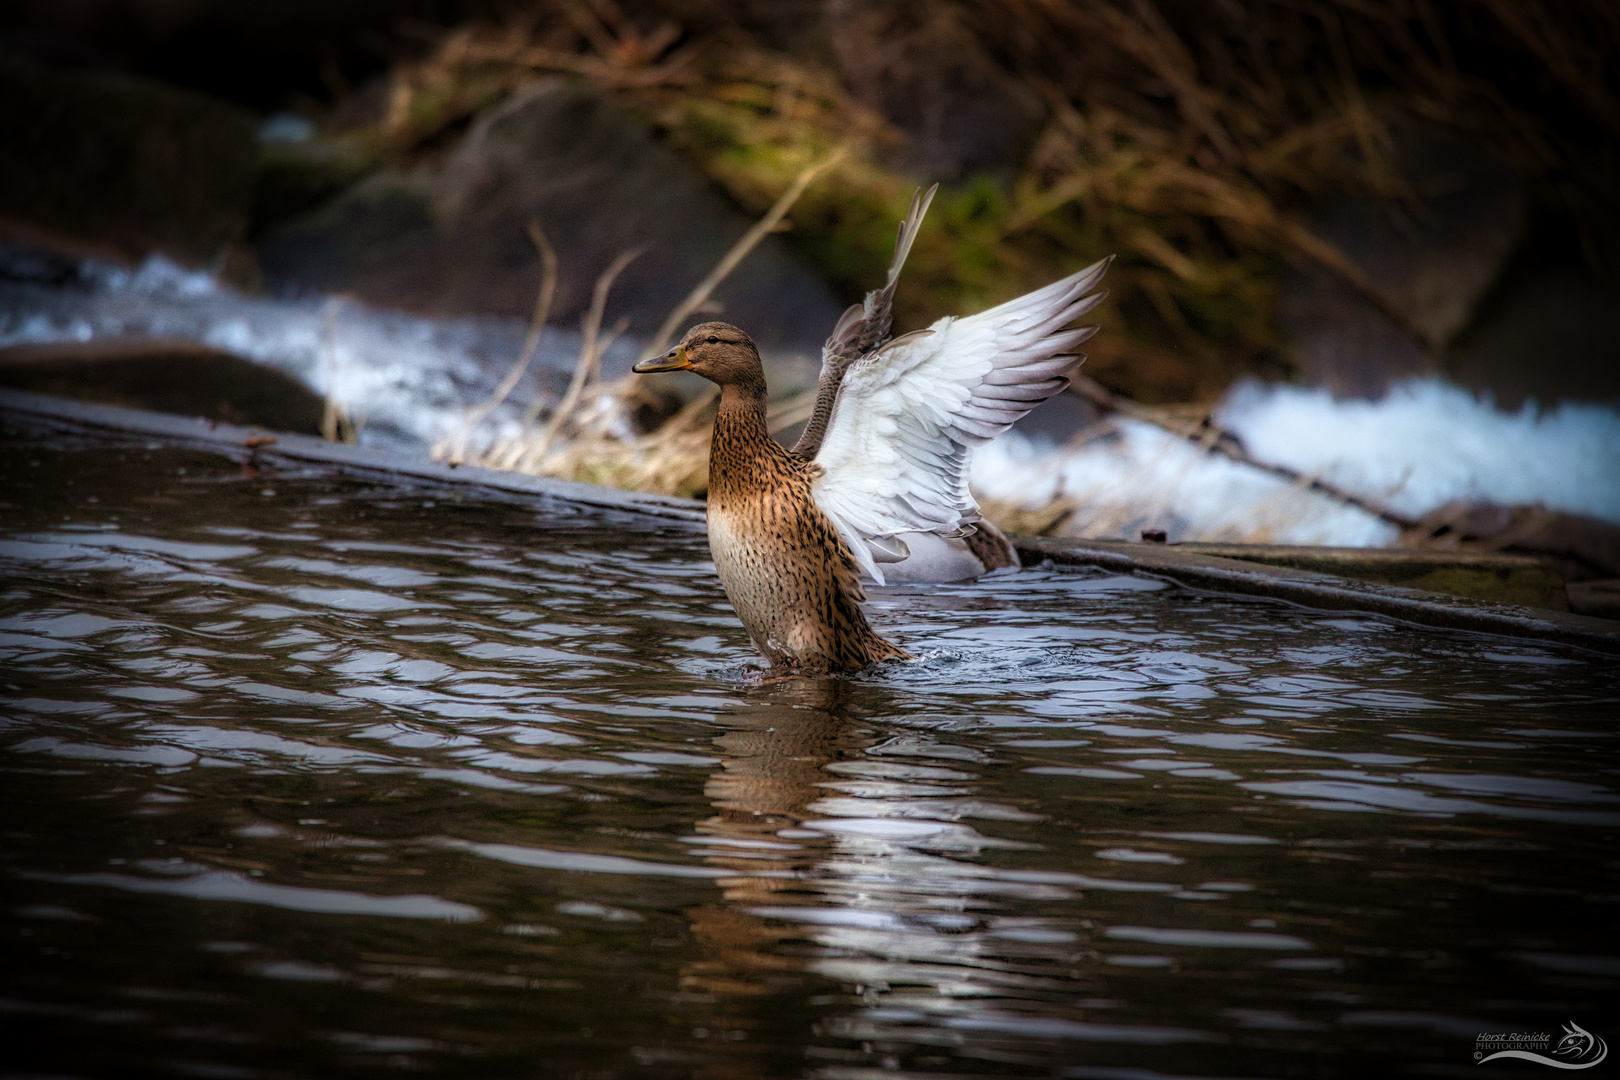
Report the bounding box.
[0,57,256,266]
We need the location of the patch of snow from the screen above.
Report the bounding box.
[973,379,1620,546]
[1217,379,1620,523]
[973,419,1398,546]
[257,112,316,144]
[0,256,634,454]
[85,254,223,299]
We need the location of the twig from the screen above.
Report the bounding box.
[1482,0,1620,142]
[478,221,559,425]
[446,221,558,463]
[616,148,848,455]
[1123,0,1240,164]
[532,248,643,457]
[1068,373,1418,530]
[318,297,358,444]
[642,146,848,359]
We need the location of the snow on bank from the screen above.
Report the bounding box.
[0,255,629,453]
[1218,380,1620,522]
[7,256,1618,547]
[973,379,1620,547]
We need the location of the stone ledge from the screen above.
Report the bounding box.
[1016,536,1620,656]
[1160,541,1568,610]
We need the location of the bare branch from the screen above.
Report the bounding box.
[643,146,848,359]
[534,247,643,457]
[318,297,358,444]
[1068,373,1418,529]
[474,220,559,430]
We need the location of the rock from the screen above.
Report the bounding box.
[250,132,379,241]
[1280,124,1526,397]
[0,338,325,434]
[0,57,258,269]
[1171,542,1569,610]
[1401,500,1620,582]
[1278,268,1434,398]
[1447,258,1620,409]
[1566,579,1620,620]
[258,78,847,356]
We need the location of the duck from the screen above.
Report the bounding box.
[789,185,1027,583]
[633,187,1110,674]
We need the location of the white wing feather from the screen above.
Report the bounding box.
[812,256,1112,584]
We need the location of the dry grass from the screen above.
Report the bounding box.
[430,151,836,499]
[444,379,815,500]
[349,0,1619,406]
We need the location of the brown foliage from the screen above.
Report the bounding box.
[347,0,1618,408]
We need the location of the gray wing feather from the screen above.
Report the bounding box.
[792,185,940,458]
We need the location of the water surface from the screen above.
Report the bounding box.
[2,420,1617,1078]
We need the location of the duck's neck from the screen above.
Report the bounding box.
[709,381,780,506]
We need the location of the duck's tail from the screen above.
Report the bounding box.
[865,631,913,665]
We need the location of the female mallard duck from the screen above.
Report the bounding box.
[635,187,1110,674]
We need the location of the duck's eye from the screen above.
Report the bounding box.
[706,336,719,344]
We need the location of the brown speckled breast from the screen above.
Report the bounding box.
[707,392,909,675]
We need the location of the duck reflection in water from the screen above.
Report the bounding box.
[677,680,1138,1075]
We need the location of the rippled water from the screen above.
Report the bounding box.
[3,419,1618,1079]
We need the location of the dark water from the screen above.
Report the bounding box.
[2,421,1617,1080]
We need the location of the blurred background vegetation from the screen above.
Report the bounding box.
[3,0,1618,407]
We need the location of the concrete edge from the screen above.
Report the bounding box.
[0,388,707,527]
[6,388,1616,655]
[1163,542,1552,571]
[1015,536,1620,656]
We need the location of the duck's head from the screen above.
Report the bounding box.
[633,322,765,393]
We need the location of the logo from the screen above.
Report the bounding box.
[1475,1021,1608,1070]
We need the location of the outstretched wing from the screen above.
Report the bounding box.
[811,256,1112,584]
[792,184,938,459]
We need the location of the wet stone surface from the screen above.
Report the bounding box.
[1,420,1617,1078]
